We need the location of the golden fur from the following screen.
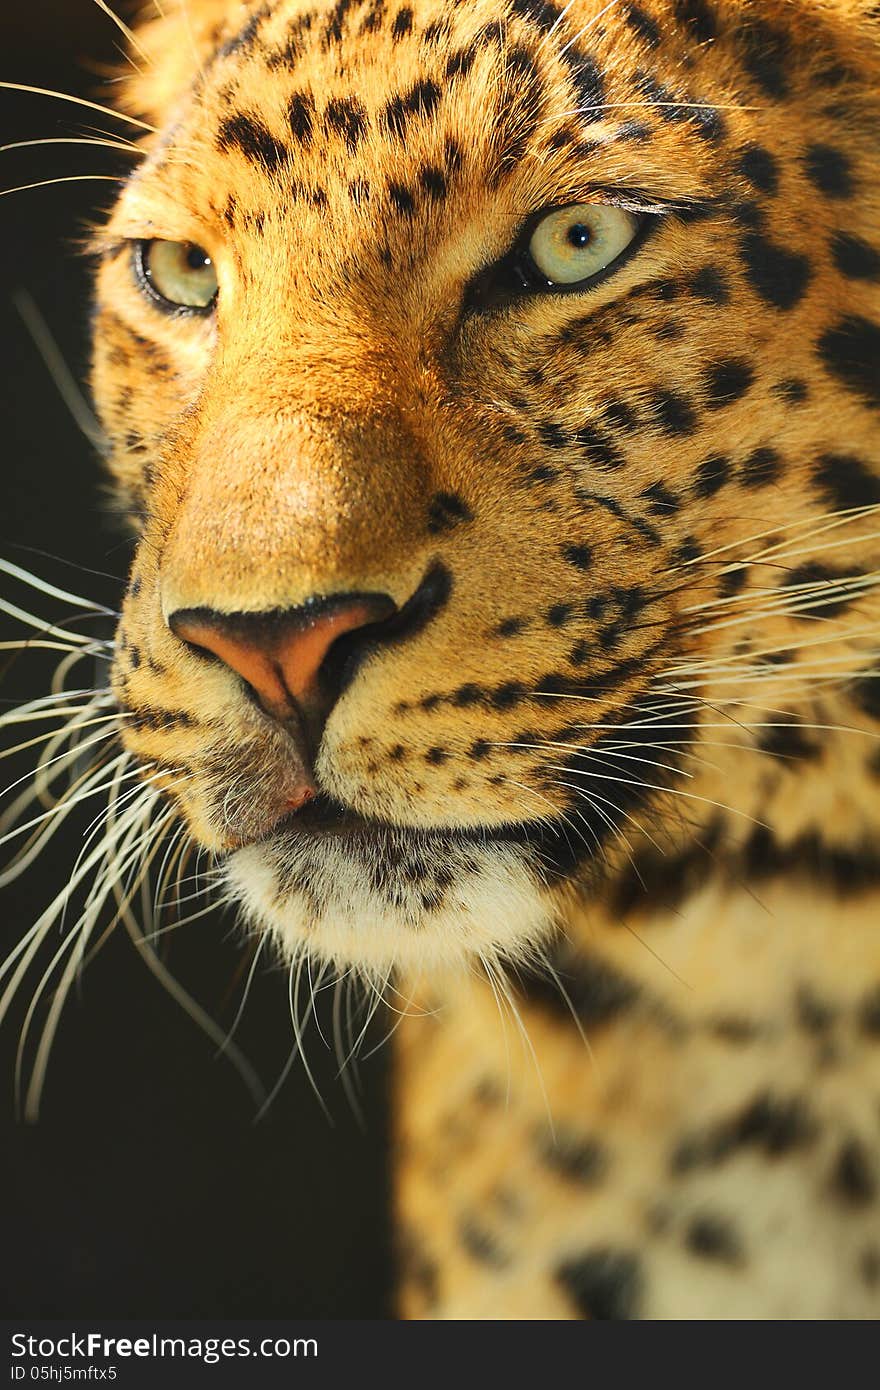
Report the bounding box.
[17,0,880,1316]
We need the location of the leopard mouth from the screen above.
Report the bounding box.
[268,792,536,847]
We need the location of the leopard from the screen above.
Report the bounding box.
[4,0,880,1319]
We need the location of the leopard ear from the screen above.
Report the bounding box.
[118,0,242,127]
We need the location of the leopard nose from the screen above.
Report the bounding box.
[168,593,396,729]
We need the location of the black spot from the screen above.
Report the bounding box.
[510,0,563,31]
[859,986,880,1037]
[469,739,490,760]
[831,1139,877,1207]
[422,18,448,44]
[427,492,473,534]
[603,398,638,431]
[853,672,880,722]
[737,143,779,194]
[419,165,447,200]
[527,464,558,484]
[692,106,726,142]
[813,452,880,511]
[831,233,880,281]
[796,986,836,1034]
[728,197,764,230]
[563,544,593,570]
[774,377,808,404]
[537,1128,607,1185]
[518,949,639,1028]
[574,424,626,470]
[703,358,754,409]
[425,747,448,766]
[671,0,717,42]
[672,1092,817,1172]
[562,47,605,114]
[709,1015,762,1044]
[578,489,662,546]
[691,265,729,304]
[757,720,821,761]
[459,1218,508,1268]
[218,113,289,170]
[128,706,196,733]
[452,683,482,707]
[818,318,880,410]
[694,453,731,497]
[741,446,782,488]
[614,120,652,143]
[740,232,811,309]
[388,182,416,215]
[739,18,790,98]
[639,481,680,514]
[497,617,526,638]
[860,1248,880,1289]
[324,96,367,149]
[556,1248,642,1320]
[538,420,569,450]
[547,603,573,627]
[391,6,413,39]
[624,3,661,46]
[446,44,478,80]
[742,827,880,897]
[685,1213,743,1264]
[323,0,358,44]
[653,319,684,343]
[385,78,442,140]
[288,92,315,145]
[781,561,861,619]
[492,682,525,710]
[651,389,697,436]
[674,536,702,566]
[804,143,854,198]
[718,567,747,598]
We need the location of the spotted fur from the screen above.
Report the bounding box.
[13,0,880,1317]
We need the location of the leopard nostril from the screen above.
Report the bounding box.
[168,593,397,726]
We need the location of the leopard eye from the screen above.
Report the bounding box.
[135,240,218,311]
[527,203,640,286]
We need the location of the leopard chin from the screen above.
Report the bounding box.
[224,804,558,974]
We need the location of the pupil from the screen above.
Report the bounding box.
[186,245,210,271]
[567,223,592,249]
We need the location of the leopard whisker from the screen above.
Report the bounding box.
[0,136,142,156]
[0,175,128,200]
[216,931,268,1060]
[92,0,154,65]
[0,82,157,133]
[547,764,770,830]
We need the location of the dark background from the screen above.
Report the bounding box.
[0,4,391,1318]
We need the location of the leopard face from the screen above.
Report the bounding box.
[91,0,880,975]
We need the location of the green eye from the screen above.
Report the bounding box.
[136,239,218,311]
[527,204,640,286]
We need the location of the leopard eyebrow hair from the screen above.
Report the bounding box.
[79,232,131,261]
[576,184,718,217]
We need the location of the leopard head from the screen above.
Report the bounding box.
[90,0,880,976]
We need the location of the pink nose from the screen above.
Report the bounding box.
[169,596,395,813]
[169,596,394,727]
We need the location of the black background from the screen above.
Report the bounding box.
[0,4,391,1318]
